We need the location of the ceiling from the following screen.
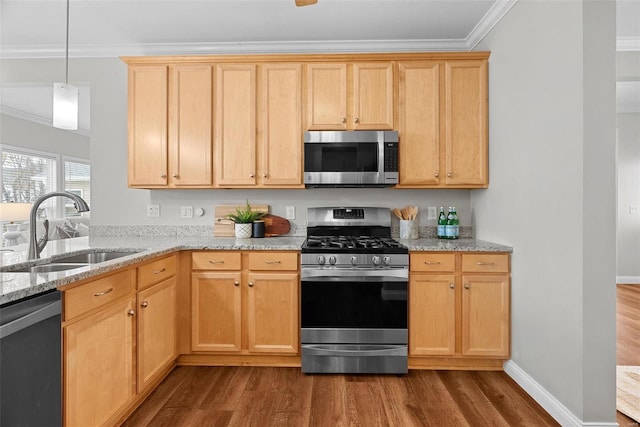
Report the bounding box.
[1,0,639,133]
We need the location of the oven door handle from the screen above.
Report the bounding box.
[301,268,408,281]
[302,344,407,357]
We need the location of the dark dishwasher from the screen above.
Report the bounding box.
[1,290,61,427]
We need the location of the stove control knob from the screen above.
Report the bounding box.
[371,256,381,265]
[383,256,391,265]
[317,255,326,265]
[328,256,337,265]
[351,256,358,266]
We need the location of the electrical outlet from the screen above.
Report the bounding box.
[427,206,437,220]
[180,206,194,219]
[630,205,640,215]
[146,204,160,218]
[286,206,296,220]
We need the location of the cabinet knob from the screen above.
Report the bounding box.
[341,117,347,124]
[173,174,179,179]
[160,174,167,179]
[435,173,439,178]
[354,117,360,123]
[450,283,455,289]
[140,301,149,308]
[263,173,268,178]
[234,280,240,286]
[127,309,136,317]
[250,173,255,178]
[447,173,452,178]
[248,281,254,287]
[464,284,470,290]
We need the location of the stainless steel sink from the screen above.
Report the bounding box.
[51,250,142,264]
[9,263,90,273]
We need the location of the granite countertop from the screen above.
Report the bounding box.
[0,235,511,305]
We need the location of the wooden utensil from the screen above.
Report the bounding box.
[393,208,403,220]
[263,214,291,237]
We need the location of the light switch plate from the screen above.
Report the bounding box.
[286,206,295,220]
[630,205,640,215]
[180,206,194,219]
[427,206,437,220]
[146,204,160,218]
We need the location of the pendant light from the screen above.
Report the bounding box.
[53,0,78,130]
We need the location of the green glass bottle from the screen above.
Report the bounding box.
[445,206,453,239]
[450,206,459,239]
[437,207,447,239]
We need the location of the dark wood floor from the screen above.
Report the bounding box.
[123,366,559,426]
[617,284,640,426]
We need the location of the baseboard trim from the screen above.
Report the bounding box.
[504,360,618,427]
[616,276,640,285]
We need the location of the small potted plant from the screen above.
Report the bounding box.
[227,200,265,238]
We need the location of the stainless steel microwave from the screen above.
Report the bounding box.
[303,130,399,187]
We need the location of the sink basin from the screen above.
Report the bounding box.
[52,250,143,264]
[9,263,90,274]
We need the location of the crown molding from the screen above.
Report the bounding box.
[617,37,640,52]
[0,105,90,137]
[466,0,519,50]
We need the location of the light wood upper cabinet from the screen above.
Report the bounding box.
[305,62,394,130]
[258,63,304,187]
[128,65,168,187]
[444,60,488,186]
[214,64,257,186]
[128,64,213,188]
[169,64,213,187]
[396,59,488,188]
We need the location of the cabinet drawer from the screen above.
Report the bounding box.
[64,270,134,320]
[137,255,176,290]
[248,252,298,271]
[410,253,455,272]
[192,251,241,270]
[461,254,510,273]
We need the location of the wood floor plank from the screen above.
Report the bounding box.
[377,374,429,427]
[198,366,251,411]
[308,374,348,426]
[617,284,640,425]
[407,370,471,426]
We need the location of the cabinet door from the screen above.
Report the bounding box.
[191,272,242,352]
[128,65,168,187]
[247,272,299,354]
[397,61,441,186]
[259,64,304,187]
[64,298,135,427]
[352,62,394,130]
[137,277,176,393]
[169,65,213,186]
[409,274,456,356]
[215,64,257,186]
[444,60,488,186]
[461,275,510,357]
[305,63,348,130]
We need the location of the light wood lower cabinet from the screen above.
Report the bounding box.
[409,252,510,369]
[191,251,299,356]
[62,255,177,426]
[63,291,135,427]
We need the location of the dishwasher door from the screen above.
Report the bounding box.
[0,290,62,427]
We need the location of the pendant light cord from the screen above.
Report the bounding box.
[65,0,70,84]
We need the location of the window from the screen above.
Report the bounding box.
[0,145,90,220]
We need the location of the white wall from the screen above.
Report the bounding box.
[472,0,616,424]
[0,113,90,159]
[617,113,640,279]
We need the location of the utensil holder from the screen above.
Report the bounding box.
[399,220,418,239]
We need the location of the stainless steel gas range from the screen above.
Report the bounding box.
[300,207,409,374]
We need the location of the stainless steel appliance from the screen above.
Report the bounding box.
[1,290,62,426]
[303,130,399,187]
[301,207,408,374]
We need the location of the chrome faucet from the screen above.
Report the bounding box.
[28,191,90,260]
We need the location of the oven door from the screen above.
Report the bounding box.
[300,268,408,373]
